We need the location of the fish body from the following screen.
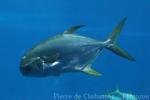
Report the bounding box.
[108,89,138,100]
[20,18,135,77]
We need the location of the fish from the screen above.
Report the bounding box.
[20,18,135,77]
[108,89,138,100]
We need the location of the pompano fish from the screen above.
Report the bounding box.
[108,89,138,100]
[20,18,135,77]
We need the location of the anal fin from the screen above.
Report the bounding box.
[82,66,101,77]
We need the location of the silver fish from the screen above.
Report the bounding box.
[108,89,138,100]
[20,18,135,77]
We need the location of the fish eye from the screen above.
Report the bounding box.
[22,56,26,59]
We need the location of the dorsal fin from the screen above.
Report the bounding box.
[63,25,85,34]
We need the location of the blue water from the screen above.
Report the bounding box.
[0,0,149,100]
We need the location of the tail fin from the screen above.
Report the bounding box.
[105,17,135,61]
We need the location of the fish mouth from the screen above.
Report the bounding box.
[19,65,32,76]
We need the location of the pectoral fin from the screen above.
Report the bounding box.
[82,66,101,77]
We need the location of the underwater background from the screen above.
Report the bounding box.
[0,0,149,100]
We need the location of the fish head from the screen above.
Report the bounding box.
[20,55,43,77]
[20,52,61,77]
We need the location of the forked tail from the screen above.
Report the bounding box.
[104,17,135,61]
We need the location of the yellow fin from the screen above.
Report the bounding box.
[82,67,101,77]
[63,25,85,34]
